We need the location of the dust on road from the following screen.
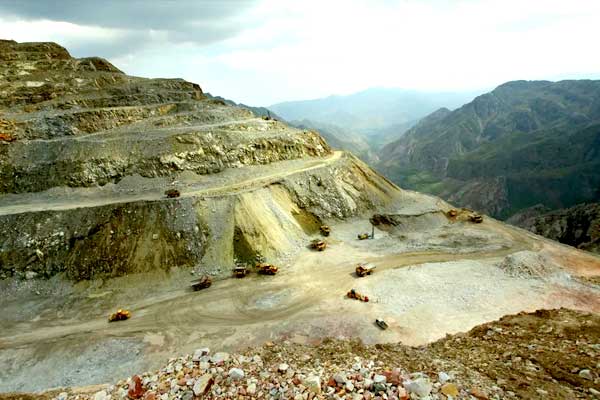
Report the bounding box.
[1,214,599,392]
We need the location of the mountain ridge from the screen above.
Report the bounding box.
[378,79,600,219]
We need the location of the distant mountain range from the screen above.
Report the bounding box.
[269,88,478,163]
[270,88,478,136]
[378,80,600,219]
[204,92,283,120]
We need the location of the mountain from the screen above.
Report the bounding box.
[270,87,477,137]
[2,40,600,394]
[508,202,600,254]
[289,119,378,163]
[0,39,395,280]
[378,80,600,219]
[204,92,283,120]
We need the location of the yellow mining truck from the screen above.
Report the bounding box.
[108,309,131,322]
[191,275,212,291]
[257,263,279,275]
[469,213,484,223]
[165,188,181,198]
[233,265,250,278]
[347,288,369,302]
[355,263,376,277]
[311,239,327,251]
[446,209,458,218]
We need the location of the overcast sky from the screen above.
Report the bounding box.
[1,0,599,105]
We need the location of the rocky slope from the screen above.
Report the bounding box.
[378,80,600,219]
[508,203,600,254]
[0,39,398,281]
[5,308,600,400]
[0,40,330,194]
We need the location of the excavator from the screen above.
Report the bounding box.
[347,288,369,302]
[358,224,375,240]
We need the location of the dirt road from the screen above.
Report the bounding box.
[2,211,599,392]
[0,151,343,216]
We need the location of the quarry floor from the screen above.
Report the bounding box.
[1,213,600,392]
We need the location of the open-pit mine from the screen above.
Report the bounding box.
[1,40,599,399]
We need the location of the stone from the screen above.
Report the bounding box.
[334,372,347,384]
[199,361,209,370]
[441,383,459,397]
[93,390,110,400]
[346,381,355,392]
[128,375,145,399]
[192,348,210,361]
[372,383,386,393]
[180,391,193,400]
[373,374,387,384]
[143,392,156,400]
[404,377,432,398]
[579,369,593,380]
[210,352,230,364]
[57,392,68,400]
[247,383,257,395]
[25,270,38,280]
[364,378,373,389]
[278,363,289,372]
[303,375,321,394]
[469,387,489,399]
[438,371,450,384]
[397,387,408,400]
[192,374,214,396]
[228,367,244,380]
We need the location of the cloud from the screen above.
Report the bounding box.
[1,0,599,105]
[0,0,259,57]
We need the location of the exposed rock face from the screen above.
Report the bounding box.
[378,80,600,219]
[508,203,600,254]
[0,40,399,280]
[0,40,331,194]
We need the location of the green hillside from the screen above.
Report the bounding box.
[378,80,600,218]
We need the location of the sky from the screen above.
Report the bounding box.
[1,0,599,105]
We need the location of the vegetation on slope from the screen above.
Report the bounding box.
[378,80,600,219]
